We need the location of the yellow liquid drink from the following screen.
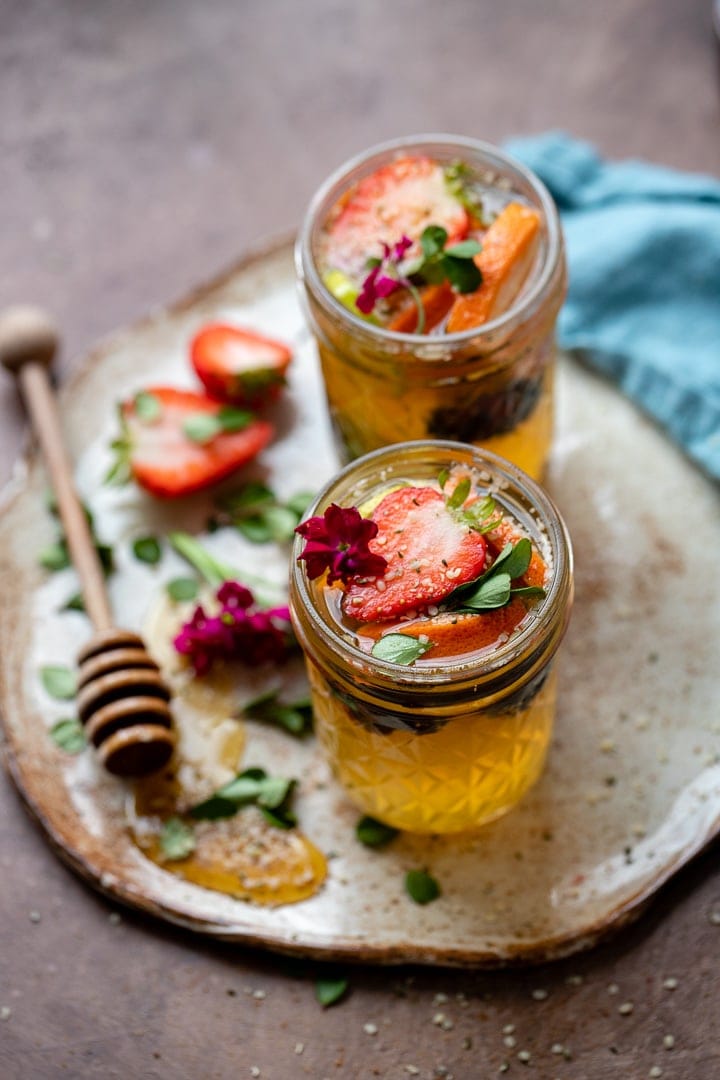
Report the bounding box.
[290,441,573,834]
[297,137,567,479]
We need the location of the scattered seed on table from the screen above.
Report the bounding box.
[498,1065,509,1075]
[441,1019,454,1031]
[551,1043,564,1055]
[663,1035,675,1050]
[294,1043,304,1055]
[518,1050,531,1063]
[250,1069,260,1078]
[433,1013,446,1026]
[607,983,620,995]
[363,1023,378,1036]
[434,992,449,1005]
[28,911,41,924]
[649,1068,663,1078]
[253,989,266,1000]
[0,1007,11,1021]
[404,1068,420,1076]
[618,1002,634,1015]
[531,988,548,1000]
[566,974,583,986]
[662,977,678,990]
[502,1024,515,1035]
[503,1035,517,1049]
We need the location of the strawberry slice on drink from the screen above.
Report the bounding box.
[323,156,470,280]
[342,487,488,622]
[190,323,292,408]
[110,386,273,499]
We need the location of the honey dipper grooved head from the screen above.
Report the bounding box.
[77,628,176,778]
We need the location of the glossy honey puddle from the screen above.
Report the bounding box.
[127,602,327,906]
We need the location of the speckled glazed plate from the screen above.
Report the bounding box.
[1,239,719,967]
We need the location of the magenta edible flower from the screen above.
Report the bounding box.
[174,580,293,675]
[356,235,414,315]
[295,503,388,585]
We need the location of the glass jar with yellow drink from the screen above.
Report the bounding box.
[296,136,566,480]
[289,440,573,834]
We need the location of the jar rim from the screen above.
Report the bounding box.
[296,133,563,349]
[290,440,573,690]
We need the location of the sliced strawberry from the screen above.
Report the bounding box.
[323,156,469,280]
[117,387,273,499]
[190,324,292,408]
[342,486,487,622]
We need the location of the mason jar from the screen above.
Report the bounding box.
[296,135,566,480]
[289,441,573,834]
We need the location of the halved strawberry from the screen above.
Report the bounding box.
[190,324,292,408]
[342,487,487,622]
[111,387,273,499]
[323,156,470,280]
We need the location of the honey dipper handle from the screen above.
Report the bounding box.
[0,307,113,631]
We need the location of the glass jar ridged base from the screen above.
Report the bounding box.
[309,661,556,834]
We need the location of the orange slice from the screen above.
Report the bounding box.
[446,203,541,333]
[388,283,455,333]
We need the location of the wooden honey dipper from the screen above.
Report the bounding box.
[0,306,176,777]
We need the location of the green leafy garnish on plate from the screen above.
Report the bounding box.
[405,869,441,905]
[190,767,297,829]
[315,976,349,1008]
[40,665,77,700]
[159,816,196,861]
[49,718,86,754]
[355,816,399,848]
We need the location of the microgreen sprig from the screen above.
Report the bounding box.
[357,226,481,333]
[446,539,546,614]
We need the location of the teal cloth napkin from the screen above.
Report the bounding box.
[505,133,720,481]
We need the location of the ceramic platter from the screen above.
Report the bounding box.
[1,239,719,967]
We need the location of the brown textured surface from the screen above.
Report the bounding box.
[1,1,719,1077]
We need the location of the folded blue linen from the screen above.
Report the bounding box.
[505,133,720,481]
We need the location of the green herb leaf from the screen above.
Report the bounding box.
[444,239,482,259]
[244,691,313,737]
[190,767,297,827]
[497,538,532,580]
[217,407,253,432]
[96,543,115,576]
[260,805,297,830]
[38,541,71,572]
[511,585,546,600]
[134,391,163,422]
[371,634,433,666]
[61,592,85,613]
[169,533,237,588]
[446,476,471,510]
[355,816,399,848]
[166,577,199,602]
[405,868,441,905]
[159,816,196,861]
[420,224,448,259]
[221,482,275,516]
[49,717,86,754]
[442,254,482,294]
[132,536,162,565]
[455,572,512,612]
[285,491,316,517]
[40,665,77,700]
[182,412,223,444]
[437,468,449,490]
[315,977,349,1008]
